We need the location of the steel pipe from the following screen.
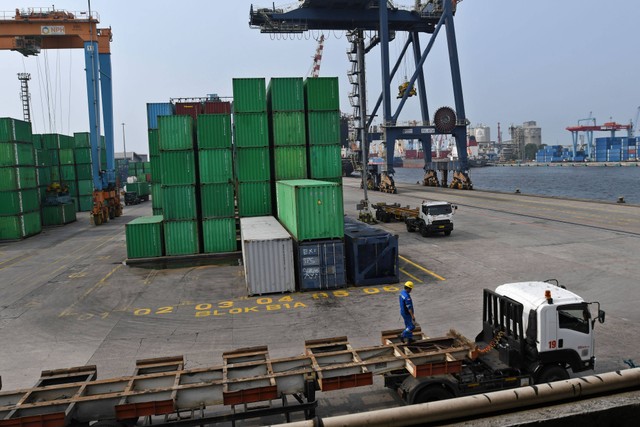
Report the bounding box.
[277,368,640,427]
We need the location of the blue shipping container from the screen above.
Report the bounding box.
[294,239,346,291]
[147,103,174,130]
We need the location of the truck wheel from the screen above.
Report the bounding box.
[536,365,569,384]
[420,224,430,237]
[406,222,414,232]
[444,230,452,236]
[413,385,453,404]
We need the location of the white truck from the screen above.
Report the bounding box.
[373,201,457,236]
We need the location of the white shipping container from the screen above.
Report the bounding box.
[240,216,296,296]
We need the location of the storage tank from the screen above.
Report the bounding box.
[523,121,542,146]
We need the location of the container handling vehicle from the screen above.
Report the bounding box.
[373,200,457,236]
[0,280,606,426]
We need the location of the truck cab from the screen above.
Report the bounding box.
[406,201,456,236]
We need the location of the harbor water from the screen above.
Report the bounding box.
[392,165,640,205]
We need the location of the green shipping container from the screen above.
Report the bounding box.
[59,149,75,165]
[59,135,75,149]
[0,142,35,166]
[198,149,233,184]
[127,182,150,196]
[200,183,235,218]
[273,146,308,180]
[74,147,92,164]
[304,77,340,111]
[32,134,43,150]
[267,77,304,112]
[75,163,93,180]
[308,145,342,179]
[159,150,196,185]
[234,113,269,148]
[197,114,232,149]
[0,189,40,215]
[41,203,76,226]
[74,132,91,148]
[37,166,51,186]
[270,111,306,146]
[161,185,197,220]
[202,218,237,253]
[237,181,272,217]
[235,147,270,182]
[42,134,60,150]
[126,215,165,259]
[152,208,163,216]
[232,78,267,113]
[78,195,94,212]
[66,181,78,197]
[148,129,160,157]
[49,149,59,165]
[0,166,37,191]
[60,164,76,181]
[151,183,163,209]
[275,179,344,241]
[306,111,341,145]
[77,180,94,195]
[35,149,51,167]
[164,219,199,256]
[143,162,152,173]
[0,210,41,240]
[50,166,61,182]
[150,155,160,183]
[159,115,194,151]
[0,117,32,143]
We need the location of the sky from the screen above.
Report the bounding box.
[1,0,639,155]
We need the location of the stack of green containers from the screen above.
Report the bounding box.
[73,132,95,211]
[158,115,200,255]
[267,77,308,181]
[197,113,236,253]
[42,134,61,190]
[233,78,272,217]
[58,134,77,208]
[304,77,343,185]
[0,118,41,240]
[148,128,162,215]
[33,134,51,205]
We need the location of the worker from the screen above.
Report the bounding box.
[399,281,416,344]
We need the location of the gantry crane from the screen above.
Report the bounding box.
[566,119,632,161]
[0,6,121,225]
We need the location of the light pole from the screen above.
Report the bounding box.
[121,122,127,162]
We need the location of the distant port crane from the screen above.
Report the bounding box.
[566,120,632,161]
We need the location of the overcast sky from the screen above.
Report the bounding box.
[1,1,638,155]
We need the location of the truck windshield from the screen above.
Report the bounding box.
[427,205,452,215]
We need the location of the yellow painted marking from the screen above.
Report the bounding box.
[69,272,87,279]
[399,255,445,281]
[0,254,32,270]
[399,268,423,283]
[59,264,123,317]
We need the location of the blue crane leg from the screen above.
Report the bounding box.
[99,52,116,187]
[84,41,103,191]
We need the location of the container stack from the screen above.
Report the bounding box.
[304,77,343,185]
[58,134,77,209]
[147,102,175,216]
[268,77,308,181]
[42,134,62,188]
[276,179,345,290]
[197,113,236,253]
[158,115,200,255]
[0,117,41,240]
[126,215,164,259]
[33,134,50,208]
[73,132,95,212]
[40,133,76,225]
[233,78,272,217]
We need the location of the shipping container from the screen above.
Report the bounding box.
[0,166,37,191]
[237,181,272,217]
[175,102,202,121]
[202,217,237,254]
[59,135,75,149]
[267,77,304,112]
[42,134,60,150]
[151,183,163,209]
[161,185,197,220]
[73,147,92,164]
[73,132,91,148]
[164,219,199,255]
[294,239,346,291]
[270,111,306,146]
[126,215,165,259]
[235,147,270,182]
[276,179,344,241]
[203,101,232,114]
[159,150,196,185]
[147,103,175,130]
[126,182,150,197]
[308,145,342,179]
[343,218,399,286]
[198,149,233,183]
[75,164,93,181]
[35,149,51,167]
[197,114,232,149]
[77,195,93,212]
[0,142,35,166]
[234,113,269,147]
[159,115,194,151]
[273,146,308,180]
[148,129,160,157]
[0,117,32,143]
[200,183,235,218]
[232,78,266,113]
[0,210,41,240]
[304,77,340,111]
[306,111,341,145]
[60,164,76,181]
[37,166,51,187]
[0,189,39,215]
[32,134,43,150]
[240,216,296,295]
[41,203,76,226]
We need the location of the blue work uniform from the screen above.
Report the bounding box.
[399,289,415,340]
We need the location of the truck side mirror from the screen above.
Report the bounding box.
[598,310,605,324]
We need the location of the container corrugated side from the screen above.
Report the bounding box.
[276,179,344,241]
[59,135,74,149]
[294,239,346,290]
[202,218,237,254]
[197,114,232,149]
[78,195,93,212]
[240,216,295,295]
[73,132,91,148]
[270,111,306,146]
[41,203,76,226]
[306,111,341,145]
[0,117,32,143]
[267,77,304,112]
[308,145,342,179]
[159,150,196,185]
[0,189,40,215]
[273,146,308,180]
[147,103,175,130]
[200,183,234,218]
[75,164,92,181]
[175,102,202,122]
[74,147,92,164]
[151,183,163,209]
[161,185,197,220]
[42,134,60,150]
[126,215,164,259]
[235,147,270,182]
[237,181,272,217]
[37,167,51,187]
[148,129,160,157]
[159,115,194,151]
[60,165,76,181]
[164,219,200,255]
[203,101,232,114]
[0,210,41,240]
[0,142,35,166]
[0,167,37,191]
[234,113,269,147]
[197,149,233,184]
[232,78,267,113]
[58,148,74,164]
[303,77,340,111]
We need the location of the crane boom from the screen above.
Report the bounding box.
[310,34,324,78]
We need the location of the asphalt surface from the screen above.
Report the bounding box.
[1,177,639,425]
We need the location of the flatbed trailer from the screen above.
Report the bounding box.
[372,202,418,223]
